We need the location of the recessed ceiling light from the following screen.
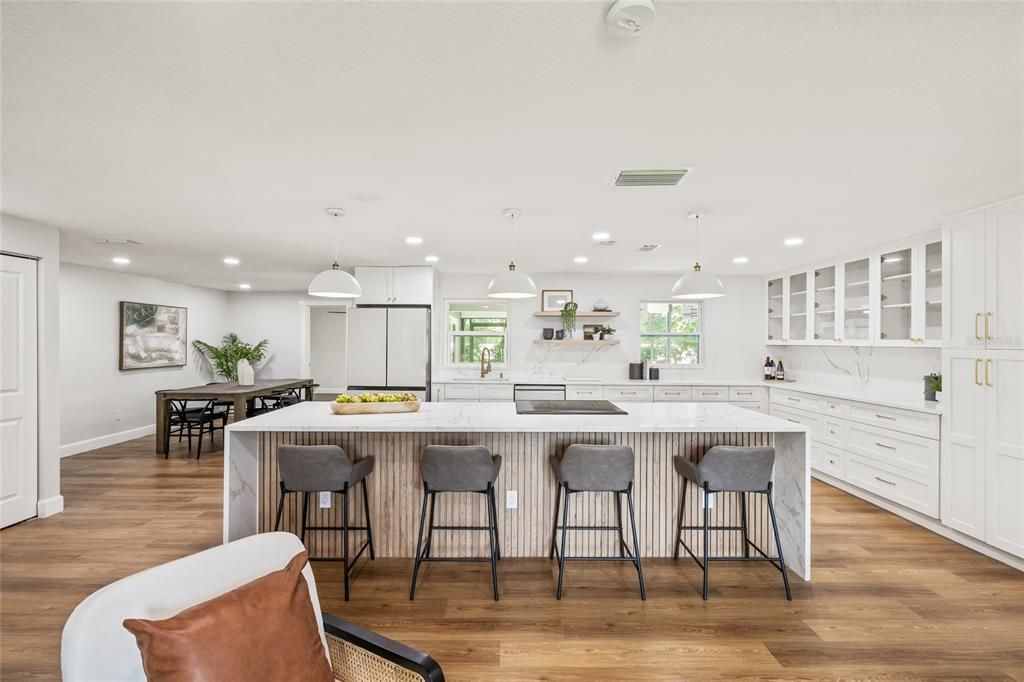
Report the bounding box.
[592,232,611,241]
[223,257,240,265]
[424,255,439,263]
[405,236,423,245]
[111,257,130,265]
[732,256,749,264]
[783,237,804,247]
[574,256,589,264]
[238,283,251,290]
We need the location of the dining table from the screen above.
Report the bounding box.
[154,378,315,455]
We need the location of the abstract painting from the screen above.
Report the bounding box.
[119,301,188,370]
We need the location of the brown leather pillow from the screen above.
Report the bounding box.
[123,550,333,682]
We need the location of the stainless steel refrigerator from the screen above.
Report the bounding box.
[346,305,431,400]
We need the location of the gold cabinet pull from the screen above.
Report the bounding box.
[975,358,982,386]
[985,359,993,387]
[975,312,982,340]
[874,476,897,486]
[874,414,896,421]
[985,312,993,341]
[874,442,897,450]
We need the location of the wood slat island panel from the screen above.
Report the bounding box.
[258,431,776,560]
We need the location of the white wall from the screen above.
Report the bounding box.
[225,291,334,379]
[0,214,63,516]
[59,264,230,455]
[435,272,768,381]
[309,306,348,392]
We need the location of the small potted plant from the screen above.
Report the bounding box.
[598,325,616,341]
[925,374,942,403]
[560,301,578,339]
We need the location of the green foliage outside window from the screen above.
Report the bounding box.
[447,301,509,365]
[640,302,702,366]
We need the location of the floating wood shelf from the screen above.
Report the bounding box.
[532,339,621,346]
[533,311,620,318]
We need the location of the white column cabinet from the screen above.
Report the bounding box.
[985,352,1024,557]
[355,266,434,305]
[944,197,1023,350]
[940,350,987,539]
[354,267,393,304]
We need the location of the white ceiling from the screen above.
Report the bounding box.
[2,1,1021,291]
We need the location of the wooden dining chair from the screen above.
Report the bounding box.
[167,399,229,459]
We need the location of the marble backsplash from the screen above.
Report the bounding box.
[770,346,942,401]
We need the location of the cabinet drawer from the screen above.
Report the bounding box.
[771,389,823,412]
[771,405,822,439]
[566,386,604,400]
[729,401,764,412]
[845,453,939,518]
[441,384,478,401]
[812,442,844,479]
[692,386,728,401]
[822,398,847,416]
[847,402,940,440]
[821,418,845,447]
[847,422,939,479]
[604,386,654,402]
[654,386,692,401]
[729,386,765,402]
[479,385,514,401]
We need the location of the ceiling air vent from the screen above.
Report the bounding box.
[93,239,143,246]
[614,169,689,187]
[595,240,617,247]
[638,243,661,253]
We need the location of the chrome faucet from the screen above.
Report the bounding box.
[480,347,493,378]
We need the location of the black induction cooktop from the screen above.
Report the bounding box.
[515,400,628,415]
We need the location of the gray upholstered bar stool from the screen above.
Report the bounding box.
[410,445,503,601]
[273,444,375,601]
[548,444,645,600]
[673,446,792,601]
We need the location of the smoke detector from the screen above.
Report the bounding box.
[605,0,656,38]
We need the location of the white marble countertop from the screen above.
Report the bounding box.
[433,376,773,387]
[227,400,809,434]
[772,383,942,414]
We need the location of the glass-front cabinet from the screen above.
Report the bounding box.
[765,231,941,347]
[843,257,871,343]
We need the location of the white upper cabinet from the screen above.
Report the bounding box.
[878,245,914,344]
[354,266,433,305]
[812,265,838,343]
[766,277,784,344]
[788,271,809,343]
[944,198,1023,350]
[842,256,872,344]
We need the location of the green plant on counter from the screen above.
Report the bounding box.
[927,374,942,393]
[597,325,616,339]
[560,301,578,335]
[192,333,268,381]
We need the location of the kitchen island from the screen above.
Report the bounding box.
[224,401,812,579]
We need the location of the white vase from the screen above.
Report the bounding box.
[237,359,255,386]
[934,390,942,404]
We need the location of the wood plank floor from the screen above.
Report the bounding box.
[2,436,1022,680]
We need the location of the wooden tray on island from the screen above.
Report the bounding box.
[330,401,421,415]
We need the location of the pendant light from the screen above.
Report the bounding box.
[308,208,362,298]
[671,211,725,300]
[487,208,538,299]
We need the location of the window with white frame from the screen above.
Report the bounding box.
[639,301,704,366]
[445,300,509,366]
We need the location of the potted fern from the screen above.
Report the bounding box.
[193,333,269,382]
[560,301,578,339]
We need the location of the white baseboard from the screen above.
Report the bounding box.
[37,495,64,517]
[813,470,1024,572]
[60,424,155,458]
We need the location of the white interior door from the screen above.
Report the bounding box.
[346,307,387,387]
[940,350,987,540]
[386,308,428,388]
[1,254,38,528]
[309,307,347,393]
[985,352,1024,558]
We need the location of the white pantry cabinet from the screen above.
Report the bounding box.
[943,197,1023,350]
[354,266,433,305]
[941,348,1024,558]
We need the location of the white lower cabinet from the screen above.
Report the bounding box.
[653,386,692,401]
[566,386,604,400]
[845,452,939,517]
[942,349,1024,558]
[604,385,654,402]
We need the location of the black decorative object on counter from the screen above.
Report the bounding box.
[542,328,554,340]
[629,362,646,380]
[555,329,565,340]
[648,368,660,381]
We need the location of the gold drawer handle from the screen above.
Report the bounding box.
[828,458,837,465]
[786,418,800,424]
[875,442,897,450]
[736,391,752,395]
[787,397,799,402]
[985,312,993,341]
[975,312,982,340]
[985,359,992,387]
[874,414,896,421]
[975,358,982,386]
[874,476,896,486]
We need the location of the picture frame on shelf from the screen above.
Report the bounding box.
[541,289,573,312]
[582,324,601,340]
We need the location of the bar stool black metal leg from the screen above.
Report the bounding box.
[625,484,646,601]
[674,480,687,560]
[409,485,429,601]
[740,492,750,559]
[766,486,793,601]
[548,482,562,560]
[485,486,499,601]
[273,483,287,532]
[615,492,626,558]
[342,484,350,602]
[423,492,437,558]
[556,485,570,600]
[362,479,376,560]
[489,486,502,560]
[702,486,710,601]
[300,492,310,545]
